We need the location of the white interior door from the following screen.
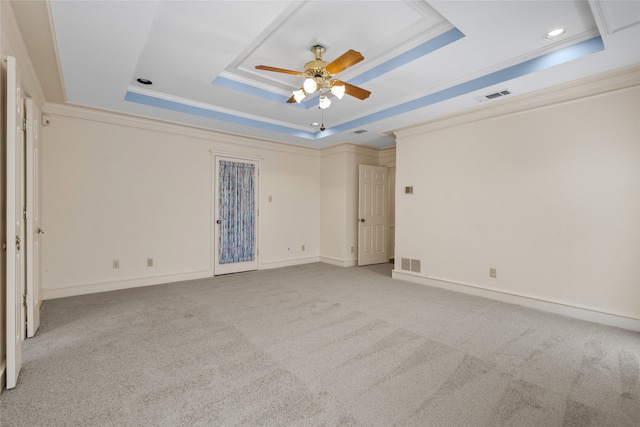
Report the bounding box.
[25,97,42,338]
[358,164,388,266]
[213,157,259,275]
[5,56,25,389]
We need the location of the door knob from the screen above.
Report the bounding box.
[360,218,365,223]
[37,228,45,234]
[216,220,222,224]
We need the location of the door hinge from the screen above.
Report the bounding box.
[23,205,27,220]
[2,240,6,251]
[22,117,27,131]
[23,294,27,307]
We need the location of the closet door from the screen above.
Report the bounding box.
[25,97,42,338]
[5,56,25,389]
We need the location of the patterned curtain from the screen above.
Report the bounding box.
[218,161,255,264]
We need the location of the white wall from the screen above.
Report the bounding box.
[394,68,640,330]
[320,144,394,266]
[320,147,348,265]
[259,145,321,268]
[41,105,320,298]
[40,108,400,299]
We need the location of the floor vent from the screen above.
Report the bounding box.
[401,258,421,273]
[476,89,512,102]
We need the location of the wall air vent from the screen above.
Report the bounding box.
[476,89,512,102]
[352,129,368,134]
[401,258,421,273]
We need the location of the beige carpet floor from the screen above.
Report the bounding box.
[1,262,639,426]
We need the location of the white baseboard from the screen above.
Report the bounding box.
[392,270,640,332]
[42,269,213,300]
[42,258,326,299]
[260,256,320,270]
[319,256,357,267]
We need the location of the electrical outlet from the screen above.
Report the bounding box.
[113,260,120,269]
[268,195,272,202]
[147,258,154,267]
[490,268,497,278]
[351,246,354,253]
[301,245,305,251]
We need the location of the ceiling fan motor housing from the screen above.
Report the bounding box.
[304,45,332,91]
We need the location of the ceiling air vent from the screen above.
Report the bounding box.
[352,129,368,134]
[476,89,512,102]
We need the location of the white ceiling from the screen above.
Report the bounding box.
[19,1,640,148]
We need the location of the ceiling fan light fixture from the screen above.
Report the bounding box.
[330,84,345,99]
[319,94,331,109]
[303,78,317,94]
[255,45,369,110]
[292,89,306,103]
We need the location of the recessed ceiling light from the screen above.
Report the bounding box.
[544,28,567,41]
[136,78,153,85]
[311,122,320,126]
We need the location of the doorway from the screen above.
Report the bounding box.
[213,156,259,275]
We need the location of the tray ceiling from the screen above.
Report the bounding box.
[17,0,640,148]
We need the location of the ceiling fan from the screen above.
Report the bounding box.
[255,45,371,110]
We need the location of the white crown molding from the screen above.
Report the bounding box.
[319,143,396,167]
[320,142,381,157]
[41,103,394,159]
[378,146,397,167]
[396,64,640,139]
[42,102,322,158]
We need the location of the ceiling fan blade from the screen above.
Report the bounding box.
[255,65,304,76]
[325,50,364,75]
[333,80,371,100]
